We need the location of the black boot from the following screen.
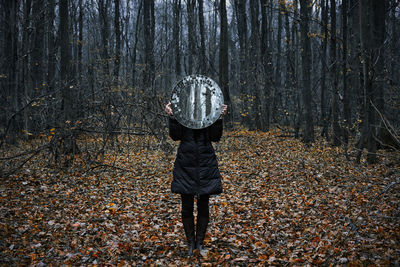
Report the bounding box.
[182,217,195,256]
[195,216,209,251]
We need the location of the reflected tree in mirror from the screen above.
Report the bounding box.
[171,75,224,129]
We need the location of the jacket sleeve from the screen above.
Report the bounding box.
[169,117,183,141]
[208,119,223,142]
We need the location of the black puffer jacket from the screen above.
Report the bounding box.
[169,118,223,195]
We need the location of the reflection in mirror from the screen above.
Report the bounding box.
[171,75,224,129]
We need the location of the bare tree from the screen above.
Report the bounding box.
[299,0,314,143]
[249,0,260,130]
[114,0,121,85]
[260,0,271,131]
[143,0,155,89]
[233,0,249,124]
[173,0,182,77]
[330,0,341,146]
[320,0,329,140]
[219,0,232,125]
[198,0,207,75]
[186,0,196,75]
[357,0,388,163]
[273,0,284,122]
[342,0,351,148]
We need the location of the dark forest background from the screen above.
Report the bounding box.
[1,0,399,172]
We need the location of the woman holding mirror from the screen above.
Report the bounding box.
[165,99,227,256]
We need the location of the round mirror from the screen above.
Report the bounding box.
[170,75,224,129]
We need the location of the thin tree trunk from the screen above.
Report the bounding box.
[78,0,83,82]
[260,0,271,130]
[372,0,386,117]
[219,0,232,126]
[31,0,45,132]
[60,0,72,122]
[22,0,32,135]
[99,0,110,81]
[113,0,121,85]
[357,0,376,163]
[173,0,181,77]
[292,0,301,138]
[284,4,291,127]
[299,0,314,143]
[1,0,19,142]
[198,0,206,75]
[233,0,249,125]
[349,0,362,136]
[186,0,196,75]
[142,0,155,89]
[274,0,284,123]
[342,0,350,147]
[320,0,329,139]
[249,0,260,129]
[371,0,387,155]
[47,0,56,92]
[131,0,142,87]
[390,1,398,87]
[331,0,341,146]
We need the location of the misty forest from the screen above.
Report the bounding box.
[1,0,399,265]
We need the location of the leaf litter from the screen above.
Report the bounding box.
[0,128,399,265]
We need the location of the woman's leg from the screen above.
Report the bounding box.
[181,194,195,256]
[181,194,194,218]
[196,194,210,250]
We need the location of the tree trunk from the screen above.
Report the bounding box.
[371,0,387,158]
[292,0,301,138]
[198,0,207,75]
[274,0,284,123]
[330,0,341,146]
[219,0,232,126]
[186,0,196,75]
[60,0,72,122]
[1,0,19,142]
[372,0,386,117]
[320,0,329,140]
[342,0,350,147]
[349,0,362,133]
[142,0,155,89]
[173,0,181,77]
[131,0,142,87]
[233,0,249,125]
[249,0,260,130]
[22,0,32,135]
[390,1,398,88]
[284,3,292,127]
[357,0,375,163]
[31,0,45,95]
[77,0,83,82]
[98,0,110,80]
[47,0,56,92]
[299,0,314,143]
[113,0,121,85]
[260,0,271,130]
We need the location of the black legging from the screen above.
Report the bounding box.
[181,194,210,219]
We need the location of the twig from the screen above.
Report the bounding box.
[78,128,151,135]
[371,100,400,149]
[0,144,48,161]
[337,213,361,243]
[0,89,61,149]
[373,177,400,201]
[1,147,45,177]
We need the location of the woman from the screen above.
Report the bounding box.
[165,102,227,256]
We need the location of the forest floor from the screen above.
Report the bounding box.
[0,128,399,266]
